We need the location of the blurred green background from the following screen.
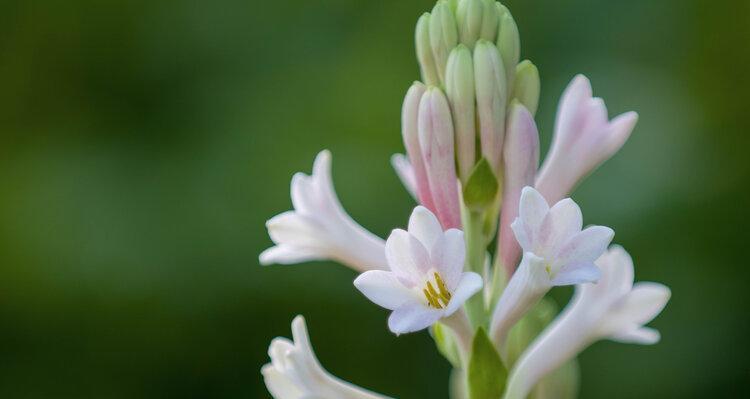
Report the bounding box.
[1,0,748,397]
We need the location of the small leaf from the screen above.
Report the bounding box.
[468,327,507,399]
[462,158,499,211]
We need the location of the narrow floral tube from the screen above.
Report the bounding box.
[390,153,418,200]
[503,246,671,399]
[498,102,540,275]
[418,87,462,230]
[259,150,388,272]
[262,316,393,399]
[401,82,437,212]
[536,75,639,204]
[490,187,614,352]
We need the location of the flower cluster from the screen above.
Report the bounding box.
[260,1,669,398]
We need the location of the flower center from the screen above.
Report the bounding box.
[423,272,452,309]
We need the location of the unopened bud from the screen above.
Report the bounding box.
[445,45,476,182]
[429,0,459,83]
[416,13,440,86]
[513,60,540,116]
[496,4,520,86]
[479,0,499,41]
[401,82,436,212]
[456,0,483,48]
[473,40,507,175]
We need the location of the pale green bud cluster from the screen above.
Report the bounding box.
[414,0,540,186]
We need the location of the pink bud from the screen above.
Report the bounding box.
[498,103,539,273]
[401,82,437,213]
[418,87,462,230]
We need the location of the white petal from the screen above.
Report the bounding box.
[601,112,638,160]
[354,271,416,311]
[388,303,443,334]
[444,272,483,316]
[511,218,531,252]
[391,154,418,200]
[616,282,671,326]
[610,326,661,345]
[430,229,465,289]
[551,262,601,286]
[408,205,444,250]
[262,364,305,399]
[385,229,422,284]
[554,226,614,269]
[587,245,634,299]
[266,212,325,248]
[259,245,324,266]
[516,187,549,251]
[537,198,583,256]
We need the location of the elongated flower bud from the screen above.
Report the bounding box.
[429,0,459,83]
[514,60,540,116]
[401,82,436,213]
[479,0,499,41]
[445,45,476,182]
[498,102,539,274]
[416,13,439,86]
[456,0,482,48]
[496,4,520,87]
[474,40,507,175]
[418,87,462,229]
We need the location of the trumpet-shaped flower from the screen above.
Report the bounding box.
[490,186,614,351]
[354,206,483,335]
[536,75,639,204]
[262,316,392,399]
[259,150,388,272]
[503,246,671,399]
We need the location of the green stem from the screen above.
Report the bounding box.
[463,208,488,329]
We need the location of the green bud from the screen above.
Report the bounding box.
[429,0,459,83]
[456,0,483,49]
[513,60,540,116]
[416,13,440,86]
[473,40,507,175]
[445,45,476,182]
[479,0,499,42]
[496,3,520,87]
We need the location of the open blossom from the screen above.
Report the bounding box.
[262,316,391,399]
[354,206,483,335]
[259,150,388,272]
[536,75,639,204]
[503,246,671,399]
[490,186,614,350]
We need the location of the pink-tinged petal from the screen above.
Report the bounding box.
[390,154,418,200]
[499,103,540,273]
[430,229,465,289]
[536,198,583,257]
[610,326,661,345]
[554,226,614,270]
[388,303,444,334]
[551,262,601,286]
[601,111,638,159]
[418,87,461,230]
[444,272,483,316]
[514,187,549,251]
[586,244,634,299]
[408,205,443,251]
[402,82,436,213]
[554,75,593,145]
[354,271,417,311]
[510,218,531,254]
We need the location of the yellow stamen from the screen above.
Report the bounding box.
[423,273,452,309]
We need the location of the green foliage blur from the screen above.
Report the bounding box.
[1,0,748,397]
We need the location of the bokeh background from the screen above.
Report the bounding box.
[1,0,748,397]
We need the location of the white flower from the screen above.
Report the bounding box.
[490,186,614,351]
[390,153,418,200]
[259,150,388,272]
[262,316,392,399]
[503,246,671,399]
[536,75,639,204]
[354,206,483,335]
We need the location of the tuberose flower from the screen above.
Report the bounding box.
[490,186,614,351]
[262,316,392,399]
[354,206,483,335]
[503,246,671,399]
[536,75,639,204]
[259,150,388,272]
